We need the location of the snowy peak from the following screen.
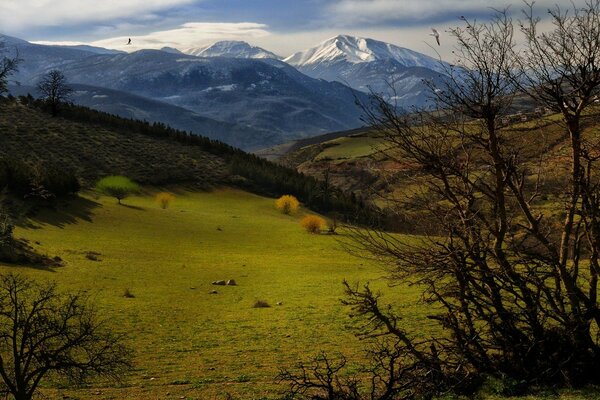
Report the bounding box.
[284,35,442,72]
[183,41,280,60]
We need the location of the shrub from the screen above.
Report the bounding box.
[301,215,326,234]
[0,158,80,199]
[253,300,271,308]
[95,176,140,204]
[156,192,176,209]
[275,195,299,215]
[0,209,14,255]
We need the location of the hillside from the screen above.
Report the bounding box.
[0,100,227,188]
[9,83,275,150]
[274,107,600,221]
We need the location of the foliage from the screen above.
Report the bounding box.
[37,70,73,116]
[301,215,325,234]
[0,207,13,258]
[0,274,132,400]
[0,158,80,199]
[95,176,140,204]
[275,195,300,215]
[156,192,176,209]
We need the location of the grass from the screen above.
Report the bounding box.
[0,188,596,399]
[3,188,428,399]
[314,135,387,162]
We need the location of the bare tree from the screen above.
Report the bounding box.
[0,274,132,400]
[37,70,73,116]
[0,42,20,96]
[282,3,600,398]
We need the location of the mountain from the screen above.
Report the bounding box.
[183,41,280,59]
[9,83,275,150]
[3,34,368,150]
[27,50,369,147]
[285,35,448,109]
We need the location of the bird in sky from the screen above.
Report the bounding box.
[127,38,132,45]
[430,28,440,46]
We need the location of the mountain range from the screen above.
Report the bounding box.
[1,33,447,149]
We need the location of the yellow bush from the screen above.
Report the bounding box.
[275,195,299,215]
[301,215,326,234]
[156,192,176,209]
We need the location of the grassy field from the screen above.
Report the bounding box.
[3,188,431,399]
[3,188,598,399]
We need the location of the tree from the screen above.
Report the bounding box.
[0,208,14,261]
[283,3,600,397]
[301,215,325,234]
[37,70,73,116]
[0,274,131,400]
[275,195,300,215]
[155,192,175,209]
[95,176,140,205]
[0,42,20,96]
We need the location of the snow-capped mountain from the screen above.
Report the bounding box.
[285,35,449,108]
[183,41,280,60]
[285,35,443,72]
[4,35,369,149]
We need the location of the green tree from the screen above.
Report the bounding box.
[95,176,140,204]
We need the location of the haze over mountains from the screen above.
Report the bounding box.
[2,33,447,149]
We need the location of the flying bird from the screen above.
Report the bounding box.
[127,38,132,45]
[430,28,440,46]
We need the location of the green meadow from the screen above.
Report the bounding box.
[3,188,429,399]
[2,187,596,399]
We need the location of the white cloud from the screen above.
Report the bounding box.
[34,22,272,52]
[0,0,194,30]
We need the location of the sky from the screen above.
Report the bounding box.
[0,0,588,60]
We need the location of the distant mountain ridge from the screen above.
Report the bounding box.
[284,35,449,108]
[2,34,370,150]
[183,41,280,59]
[284,35,444,72]
[1,33,449,147]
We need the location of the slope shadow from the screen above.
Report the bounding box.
[0,240,63,273]
[16,196,101,230]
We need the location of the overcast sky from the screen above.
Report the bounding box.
[0,0,587,59]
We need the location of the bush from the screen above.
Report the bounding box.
[95,176,140,204]
[275,195,300,215]
[156,192,175,209]
[0,209,14,256]
[301,215,325,234]
[253,300,271,308]
[0,158,80,199]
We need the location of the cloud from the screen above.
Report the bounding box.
[0,0,195,30]
[327,0,589,25]
[34,22,272,52]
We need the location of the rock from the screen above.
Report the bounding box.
[212,280,226,286]
[276,302,283,306]
[190,287,196,290]
[226,279,237,286]
[209,290,218,294]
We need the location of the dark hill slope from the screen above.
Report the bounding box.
[0,98,369,220]
[0,100,227,187]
